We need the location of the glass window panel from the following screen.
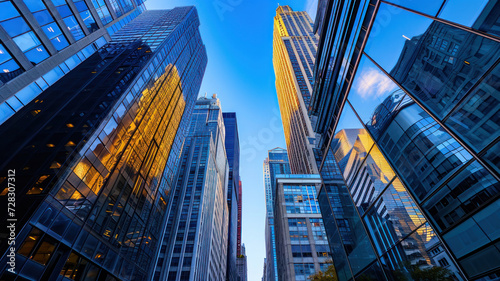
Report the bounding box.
[51,36,69,51]
[80,10,97,32]
[474,200,500,241]
[365,3,433,72]
[445,63,500,152]
[13,32,41,52]
[32,10,53,26]
[74,1,88,12]
[65,54,82,69]
[56,5,72,18]
[0,44,12,64]
[0,102,15,124]
[0,59,22,79]
[25,0,47,12]
[384,0,444,16]
[42,67,64,85]
[18,228,43,257]
[422,161,500,231]
[32,239,56,265]
[0,2,20,21]
[444,217,490,258]
[460,245,500,278]
[439,0,490,27]
[484,140,500,175]
[24,46,49,64]
[42,22,63,39]
[6,96,23,110]
[15,83,42,104]
[51,212,71,235]
[1,17,31,37]
[63,16,85,40]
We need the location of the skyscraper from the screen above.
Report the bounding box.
[236,243,248,281]
[222,112,241,281]
[273,174,331,281]
[0,6,207,281]
[272,5,318,174]
[312,1,500,280]
[152,96,229,281]
[263,148,291,281]
[0,0,147,126]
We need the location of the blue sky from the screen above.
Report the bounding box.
[145,1,316,280]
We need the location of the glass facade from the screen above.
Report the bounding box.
[273,175,331,281]
[223,112,241,281]
[272,6,319,174]
[264,148,291,281]
[0,0,145,125]
[152,97,228,281]
[0,7,207,281]
[312,0,500,280]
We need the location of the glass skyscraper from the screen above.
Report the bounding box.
[312,0,500,280]
[0,0,147,126]
[222,112,241,281]
[263,148,291,281]
[272,5,319,174]
[152,96,229,281]
[273,174,331,281]
[0,6,207,281]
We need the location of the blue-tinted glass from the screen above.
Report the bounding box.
[445,63,500,152]
[384,0,444,16]
[0,44,12,64]
[52,0,67,5]
[0,59,20,73]
[15,83,42,104]
[65,54,81,69]
[484,140,500,175]
[474,200,500,241]
[80,10,97,31]
[42,22,63,39]
[63,16,84,40]
[365,3,433,71]
[0,2,20,21]
[95,37,107,48]
[25,46,49,64]
[25,0,47,12]
[422,161,500,231]
[460,244,500,278]
[74,0,88,12]
[439,0,490,27]
[13,32,41,52]
[51,36,69,50]
[1,17,31,37]
[42,67,64,85]
[0,102,15,124]
[6,96,23,110]
[56,5,72,18]
[35,77,49,90]
[444,217,490,258]
[32,10,54,26]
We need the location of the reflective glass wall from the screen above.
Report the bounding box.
[313,0,500,280]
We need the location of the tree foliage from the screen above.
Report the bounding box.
[308,263,338,281]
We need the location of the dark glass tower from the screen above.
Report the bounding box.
[0,0,148,126]
[263,148,291,281]
[222,112,241,281]
[312,1,500,280]
[0,7,207,281]
[152,96,229,281]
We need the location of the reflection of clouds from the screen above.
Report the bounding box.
[356,67,396,99]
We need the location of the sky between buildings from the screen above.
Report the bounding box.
[144,1,316,280]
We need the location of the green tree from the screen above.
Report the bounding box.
[308,262,338,281]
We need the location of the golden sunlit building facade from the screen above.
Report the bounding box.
[272,5,318,175]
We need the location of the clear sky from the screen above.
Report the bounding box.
[144,1,317,280]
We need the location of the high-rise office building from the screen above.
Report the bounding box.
[272,5,319,174]
[0,6,207,281]
[273,174,331,281]
[263,148,291,281]
[312,1,500,280]
[222,112,241,281]
[0,0,147,126]
[152,96,229,281]
[236,243,247,281]
[237,178,242,256]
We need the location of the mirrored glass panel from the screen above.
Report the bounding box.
[439,0,500,37]
[384,0,444,16]
[445,62,500,152]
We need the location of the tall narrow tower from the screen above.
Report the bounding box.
[272,5,318,174]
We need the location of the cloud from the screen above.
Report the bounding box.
[306,0,318,21]
[355,67,397,100]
